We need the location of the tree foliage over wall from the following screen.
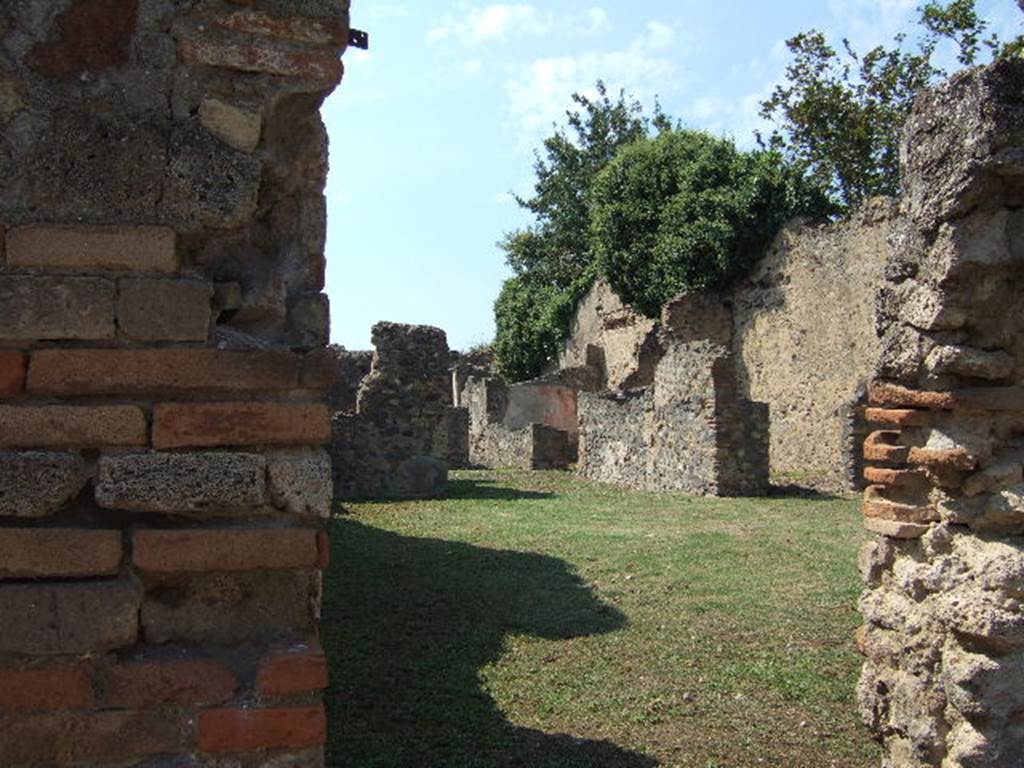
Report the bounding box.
[592,131,831,317]
[493,1,1023,382]
[760,0,1023,209]
[494,84,671,382]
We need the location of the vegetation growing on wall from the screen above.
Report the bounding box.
[591,131,830,317]
[760,0,1023,209]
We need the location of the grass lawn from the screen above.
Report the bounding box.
[322,469,880,768]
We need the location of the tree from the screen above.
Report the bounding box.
[494,83,671,381]
[760,0,1022,209]
[591,130,831,317]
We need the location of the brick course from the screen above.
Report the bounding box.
[6,225,178,273]
[153,402,331,448]
[0,405,148,448]
[198,705,327,753]
[28,348,302,396]
[0,529,122,579]
[100,659,237,708]
[257,642,329,697]
[133,528,320,572]
[0,351,26,398]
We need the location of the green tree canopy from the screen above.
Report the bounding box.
[760,0,1022,209]
[592,130,831,317]
[494,84,671,381]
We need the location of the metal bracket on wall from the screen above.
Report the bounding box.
[349,29,369,50]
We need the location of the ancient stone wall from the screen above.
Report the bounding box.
[332,322,460,499]
[559,279,661,391]
[325,346,373,414]
[464,376,575,470]
[558,208,892,494]
[732,200,895,492]
[578,299,769,496]
[0,2,346,766]
[858,59,1024,767]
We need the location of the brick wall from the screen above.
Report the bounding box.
[858,59,1024,766]
[0,2,348,766]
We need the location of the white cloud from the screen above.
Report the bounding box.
[582,8,611,35]
[461,59,484,75]
[504,22,680,148]
[428,4,551,45]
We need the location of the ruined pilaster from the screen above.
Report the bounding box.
[859,58,1024,767]
[0,2,349,765]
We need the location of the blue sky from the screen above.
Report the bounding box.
[322,0,1022,351]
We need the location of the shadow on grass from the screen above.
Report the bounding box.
[768,483,845,501]
[322,518,658,768]
[445,477,555,502]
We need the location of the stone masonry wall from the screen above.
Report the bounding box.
[733,201,894,492]
[558,207,893,494]
[858,59,1024,767]
[332,322,457,499]
[578,298,769,496]
[0,2,347,766]
[464,376,575,470]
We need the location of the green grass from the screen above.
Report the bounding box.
[322,469,879,768]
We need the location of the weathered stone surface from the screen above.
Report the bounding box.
[861,59,1024,767]
[96,452,267,514]
[0,275,114,341]
[165,122,262,231]
[142,571,316,645]
[0,529,122,579]
[118,278,213,342]
[0,405,148,448]
[179,36,344,85]
[153,402,331,449]
[331,323,458,499]
[0,451,86,517]
[268,448,332,517]
[200,98,262,153]
[392,456,448,499]
[0,578,142,655]
[7,225,178,273]
[925,344,1014,381]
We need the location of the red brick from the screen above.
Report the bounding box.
[863,497,938,525]
[869,382,956,410]
[133,528,320,572]
[27,0,138,77]
[864,466,927,487]
[316,530,330,569]
[300,348,339,389]
[6,225,177,273]
[257,642,328,697]
[908,446,978,472]
[152,402,331,449]
[864,407,934,427]
[28,348,301,396]
[0,709,191,766]
[863,431,909,464]
[179,36,344,85]
[0,405,147,448]
[216,10,347,45]
[101,659,237,708]
[0,529,121,579]
[0,351,26,398]
[0,666,93,713]
[199,705,326,753]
